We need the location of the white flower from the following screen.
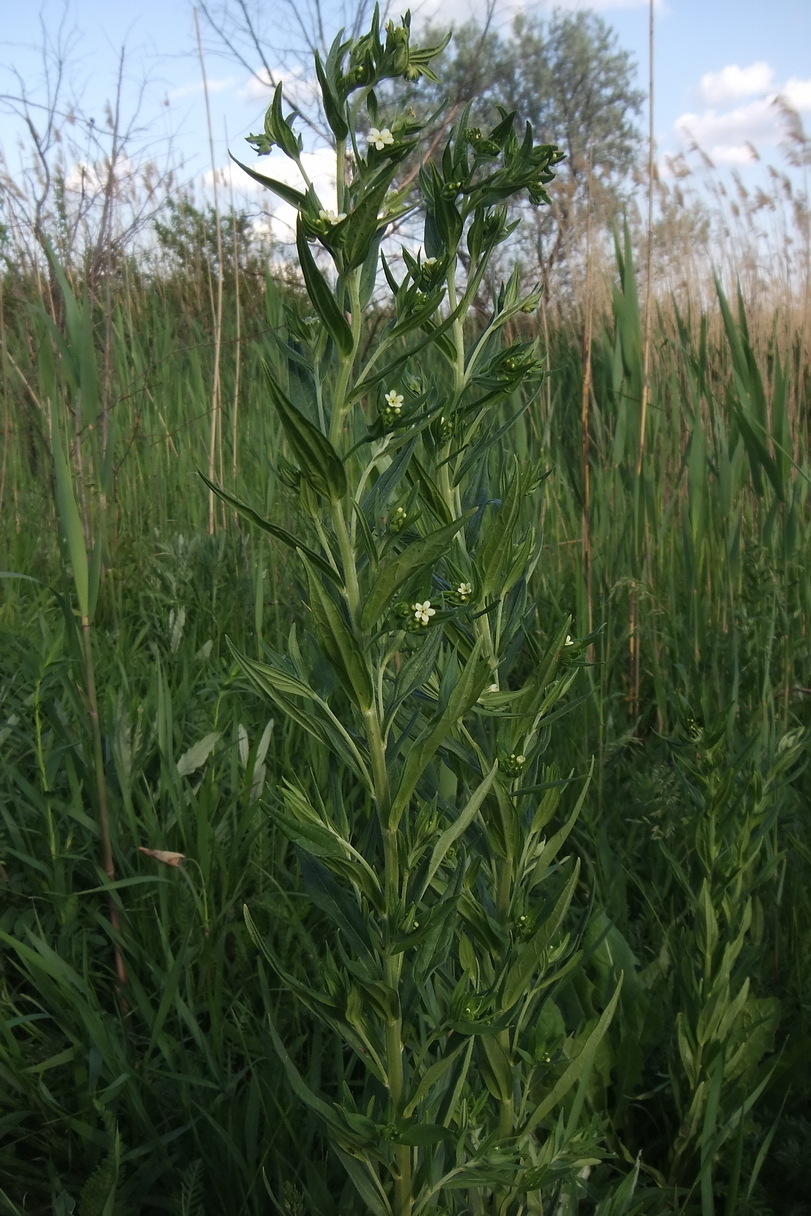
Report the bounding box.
[369,126,394,152]
[564,635,574,646]
[423,256,437,267]
[384,389,404,412]
[456,582,472,599]
[413,600,436,625]
[318,208,347,225]
[488,683,499,693]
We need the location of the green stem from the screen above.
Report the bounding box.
[330,270,362,449]
[496,848,514,1142]
[331,500,361,621]
[364,707,412,1215]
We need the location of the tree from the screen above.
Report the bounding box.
[398,10,645,284]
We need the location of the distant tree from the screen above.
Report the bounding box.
[402,10,645,283]
[202,3,644,287]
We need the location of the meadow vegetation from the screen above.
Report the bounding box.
[0,9,810,1215]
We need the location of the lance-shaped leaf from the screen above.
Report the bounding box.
[341,177,393,272]
[277,782,383,908]
[296,221,354,357]
[332,1148,392,1216]
[198,472,342,585]
[313,50,349,141]
[476,460,525,599]
[388,639,489,827]
[264,362,347,500]
[527,762,593,890]
[403,1039,470,1118]
[524,976,623,1133]
[253,990,374,1154]
[297,852,373,957]
[360,511,473,630]
[230,642,371,783]
[480,1034,513,1103]
[418,761,498,899]
[49,402,90,621]
[230,155,308,210]
[386,625,444,726]
[500,861,580,1011]
[302,555,373,711]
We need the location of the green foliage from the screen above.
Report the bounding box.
[0,13,809,1215]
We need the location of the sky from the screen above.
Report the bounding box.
[2,0,809,239]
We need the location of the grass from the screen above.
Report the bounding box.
[0,193,809,1213]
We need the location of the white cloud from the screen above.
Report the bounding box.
[673,72,811,168]
[676,98,781,150]
[782,77,811,113]
[697,62,773,106]
[709,143,760,167]
[169,78,234,101]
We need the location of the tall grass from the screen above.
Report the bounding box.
[1,174,809,1212]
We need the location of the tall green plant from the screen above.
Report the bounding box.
[213,11,622,1214]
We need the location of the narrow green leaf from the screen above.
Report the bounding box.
[501,861,580,1011]
[264,364,347,500]
[332,1147,392,1216]
[480,1034,513,1103]
[419,761,498,898]
[403,1040,470,1117]
[176,731,222,777]
[389,639,488,826]
[230,155,308,209]
[296,222,354,356]
[361,511,473,630]
[297,852,373,957]
[199,472,342,585]
[528,762,593,888]
[313,52,348,141]
[394,1123,453,1146]
[525,976,623,1131]
[49,402,89,620]
[302,556,373,711]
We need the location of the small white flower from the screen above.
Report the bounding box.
[456,581,472,599]
[318,208,347,225]
[369,126,394,152]
[413,600,436,625]
[384,389,404,412]
[394,506,406,518]
[488,683,499,693]
[423,256,437,267]
[564,634,574,646]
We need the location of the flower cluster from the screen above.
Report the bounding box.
[389,506,409,534]
[380,388,404,426]
[318,208,347,227]
[447,579,473,606]
[500,752,526,779]
[395,599,437,633]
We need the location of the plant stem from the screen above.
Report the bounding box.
[364,706,412,1215]
[331,500,361,620]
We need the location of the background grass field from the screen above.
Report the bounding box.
[1,170,810,1213]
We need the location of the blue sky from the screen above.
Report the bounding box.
[2,0,809,219]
